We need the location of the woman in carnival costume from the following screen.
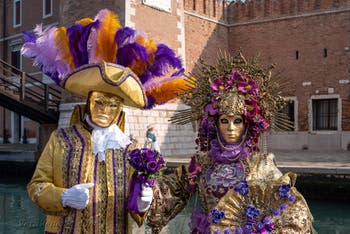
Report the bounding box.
[22,9,186,234]
[146,52,315,234]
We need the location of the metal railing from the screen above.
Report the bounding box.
[0,59,61,114]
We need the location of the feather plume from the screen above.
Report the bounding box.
[22,30,36,43]
[115,27,137,48]
[117,43,147,69]
[21,25,62,84]
[94,9,121,62]
[140,44,182,84]
[21,9,185,109]
[67,21,100,67]
[54,26,75,75]
[67,24,84,67]
[143,69,184,91]
[76,18,94,26]
[145,78,189,108]
[87,25,98,63]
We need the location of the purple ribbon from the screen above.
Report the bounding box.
[127,172,154,213]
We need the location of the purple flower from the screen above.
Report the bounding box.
[235,227,243,234]
[205,103,219,115]
[243,224,252,233]
[128,148,165,178]
[130,156,144,171]
[234,180,249,195]
[278,184,291,198]
[211,208,225,224]
[189,157,202,174]
[246,205,260,219]
[146,160,159,173]
[280,203,287,211]
[232,71,243,82]
[224,229,232,234]
[214,229,221,234]
[237,79,258,94]
[211,79,225,92]
[255,222,264,230]
[272,209,280,216]
[262,216,272,224]
[142,148,157,160]
[288,195,296,202]
[265,223,275,232]
[244,100,260,118]
[256,115,269,131]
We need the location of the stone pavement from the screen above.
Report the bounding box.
[165,149,350,175]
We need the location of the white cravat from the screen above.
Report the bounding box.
[85,115,131,162]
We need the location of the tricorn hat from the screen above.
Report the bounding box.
[62,62,147,108]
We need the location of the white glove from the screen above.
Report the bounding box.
[62,183,94,210]
[137,184,153,212]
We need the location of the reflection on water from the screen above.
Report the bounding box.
[1,178,349,234]
[0,178,45,234]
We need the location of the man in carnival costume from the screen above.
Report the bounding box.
[22,9,186,233]
[146,52,315,234]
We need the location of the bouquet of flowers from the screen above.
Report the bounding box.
[127,148,165,213]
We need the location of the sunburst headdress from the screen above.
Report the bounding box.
[21,9,187,109]
[172,52,291,156]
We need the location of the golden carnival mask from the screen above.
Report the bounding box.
[87,91,123,128]
[218,114,245,144]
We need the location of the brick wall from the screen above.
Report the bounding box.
[59,0,125,26]
[228,11,350,131]
[227,0,350,23]
[129,1,183,60]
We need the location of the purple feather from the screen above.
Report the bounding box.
[87,21,99,63]
[143,72,185,91]
[67,22,99,67]
[21,25,64,84]
[144,95,156,109]
[117,43,147,67]
[139,70,152,85]
[115,27,136,48]
[67,24,84,67]
[22,31,36,43]
[171,68,185,77]
[78,21,100,66]
[140,44,183,84]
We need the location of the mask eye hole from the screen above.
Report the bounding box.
[234,118,243,124]
[94,100,103,105]
[220,118,229,124]
[109,103,119,108]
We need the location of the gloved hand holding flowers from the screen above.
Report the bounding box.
[127,148,166,213]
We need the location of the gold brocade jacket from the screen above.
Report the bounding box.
[27,123,145,234]
[147,153,315,234]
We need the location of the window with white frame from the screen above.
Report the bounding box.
[13,0,22,27]
[43,0,53,18]
[312,98,338,131]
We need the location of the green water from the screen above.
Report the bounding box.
[0,178,349,234]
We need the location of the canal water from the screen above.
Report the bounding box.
[0,177,349,234]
